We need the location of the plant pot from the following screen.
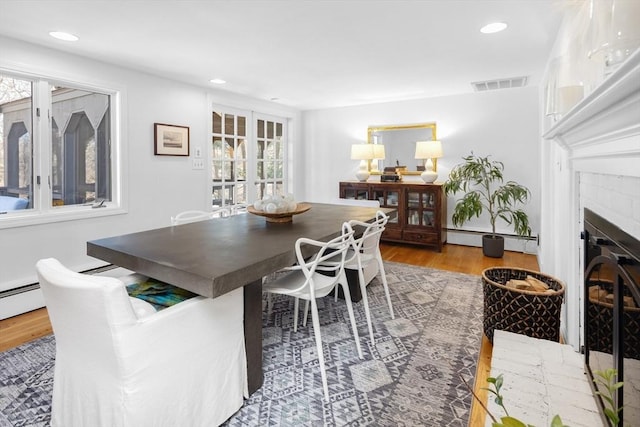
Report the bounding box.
[482,235,504,258]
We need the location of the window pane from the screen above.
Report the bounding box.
[267,121,274,139]
[0,74,33,210]
[237,139,246,161]
[212,160,223,180]
[237,116,246,137]
[255,183,264,200]
[224,114,234,135]
[212,137,223,159]
[237,160,246,181]
[257,140,265,160]
[275,161,283,179]
[234,183,247,204]
[257,161,264,179]
[257,119,264,138]
[53,86,111,205]
[224,137,234,159]
[223,161,232,180]
[212,112,222,134]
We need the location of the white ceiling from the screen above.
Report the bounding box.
[0,0,566,110]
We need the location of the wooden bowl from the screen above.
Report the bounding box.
[247,203,311,223]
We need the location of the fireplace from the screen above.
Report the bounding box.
[583,208,640,426]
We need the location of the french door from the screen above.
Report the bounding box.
[210,107,287,207]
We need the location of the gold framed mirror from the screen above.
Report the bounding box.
[367,122,437,175]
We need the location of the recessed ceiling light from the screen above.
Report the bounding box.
[49,31,79,41]
[480,22,507,34]
[209,78,226,84]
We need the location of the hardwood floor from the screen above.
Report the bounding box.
[0,242,539,426]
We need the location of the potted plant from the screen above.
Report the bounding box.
[443,153,531,258]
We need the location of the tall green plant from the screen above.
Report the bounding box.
[443,153,532,238]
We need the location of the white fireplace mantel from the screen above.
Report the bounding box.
[541,49,640,350]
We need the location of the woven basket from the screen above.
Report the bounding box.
[482,267,565,343]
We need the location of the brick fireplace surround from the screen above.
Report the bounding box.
[485,50,640,427]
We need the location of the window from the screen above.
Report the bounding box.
[0,72,118,223]
[0,75,32,207]
[210,108,288,207]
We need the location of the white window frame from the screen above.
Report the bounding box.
[0,68,126,229]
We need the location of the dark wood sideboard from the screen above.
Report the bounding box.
[339,181,447,251]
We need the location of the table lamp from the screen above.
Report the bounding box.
[370,144,385,174]
[414,140,443,183]
[351,144,374,181]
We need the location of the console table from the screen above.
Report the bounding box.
[339,181,447,251]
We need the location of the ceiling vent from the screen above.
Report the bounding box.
[471,76,528,92]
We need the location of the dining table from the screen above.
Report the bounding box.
[87,202,394,395]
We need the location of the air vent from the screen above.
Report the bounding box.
[471,76,528,92]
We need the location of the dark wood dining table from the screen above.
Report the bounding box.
[87,202,394,395]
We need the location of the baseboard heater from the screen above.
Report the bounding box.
[445,227,538,242]
[0,264,117,300]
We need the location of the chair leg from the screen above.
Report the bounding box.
[303,300,310,326]
[293,297,299,332]
[339,279,364,359]
[309,297,330,400]
[356,267,375,342]
[376,254,395,319]
[266,292,273,318]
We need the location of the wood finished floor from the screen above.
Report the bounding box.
[0,242,539,426]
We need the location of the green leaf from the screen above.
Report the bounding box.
[498,416,527,427]
[550,415,566,427]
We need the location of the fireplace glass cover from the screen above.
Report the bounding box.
[584,209,640,426]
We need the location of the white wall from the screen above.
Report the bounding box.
[300,87,541,252]
[0,36,301,317]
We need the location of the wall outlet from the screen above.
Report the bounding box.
[192,158,204,170]
[194,146,202,158]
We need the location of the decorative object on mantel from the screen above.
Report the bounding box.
[154,123,190,156]
[414,140,443,183]
[350,144,374,182]
[443,153,531,258]
[249,194,310,223]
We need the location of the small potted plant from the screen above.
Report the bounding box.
[443,153,531,258]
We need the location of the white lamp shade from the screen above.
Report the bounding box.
[351,144,374,160]
[414,140,443,159]
[372,144,385,160]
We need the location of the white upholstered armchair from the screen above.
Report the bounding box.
[36,258,247,427]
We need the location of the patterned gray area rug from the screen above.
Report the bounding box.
[0,262,483,427]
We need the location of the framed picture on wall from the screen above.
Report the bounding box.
[154,123,190,156]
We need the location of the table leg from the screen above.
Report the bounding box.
[244,279,263,395]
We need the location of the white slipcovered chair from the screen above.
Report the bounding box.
[262,223,363,401]
[36,258,247,427]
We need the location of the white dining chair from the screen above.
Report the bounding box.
[262,222,362,401]
[343,211,394,342]
[170,208,230,225]
[302,210,393,343]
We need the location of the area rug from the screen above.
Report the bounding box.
[0,262,483,427]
